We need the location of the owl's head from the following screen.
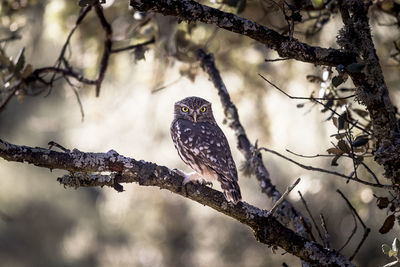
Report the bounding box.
[174,96,215,123]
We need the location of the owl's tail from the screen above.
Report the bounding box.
[220,178,242,204]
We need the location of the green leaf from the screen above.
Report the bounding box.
[383,261,400,267]
[346,63,365,73]
[383,244,391,255]
[379,214,395,234]
[392,238,400,252]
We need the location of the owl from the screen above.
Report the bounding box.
[170,96,242,204]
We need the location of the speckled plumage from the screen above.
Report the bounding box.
[170,96,242,204]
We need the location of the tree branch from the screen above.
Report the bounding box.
[337,0,400,184]
[0,138,354,266]
[93,3,112,97]
[129,0,357,67]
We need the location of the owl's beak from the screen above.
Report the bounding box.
[192,112,197,122]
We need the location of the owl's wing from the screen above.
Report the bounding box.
[193,123,242,203]
[194,123,237,180]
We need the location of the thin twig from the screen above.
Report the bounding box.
[94,3,112,97]
[265,57,290,62]
[338,207,357,252]
[336,190,366,228]
[319,214,330,248]
[299,215,316,242]
[345,108,359,184]
[32,67,97,85]
[204,26,220,50]
[64,76,85,121]
[110,37,155,53]
[258,73,355,100]
[269,178,301,215]
[151,76,183,94]
[258,73,371,135]
[48,6,92,88]
[48,141,70,152]
[285,149,380,185]
[298,191,324,245]
[336,189,370,260]
[259,147,391,188]
[350,228,370,261]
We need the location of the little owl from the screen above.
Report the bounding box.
[170,96,242,204]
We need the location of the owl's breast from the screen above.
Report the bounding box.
[170,119,217,172]
[171,119,215,147]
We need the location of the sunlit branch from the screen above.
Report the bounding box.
[269,178,301,215]
[129,0,357,67]
[0,138,354,267]
[320,214,330,248]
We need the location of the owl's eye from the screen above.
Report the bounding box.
[200,107,207,113]
[181,107,189,112]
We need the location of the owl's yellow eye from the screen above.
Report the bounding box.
[181,107,189,112]
[200,107,207,113]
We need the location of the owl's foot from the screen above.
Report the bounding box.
[172,169,191,196]
[174,170,213,188]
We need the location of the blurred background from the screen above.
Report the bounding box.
[0,0,400,266]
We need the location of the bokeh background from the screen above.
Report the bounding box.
[1,1,400,266]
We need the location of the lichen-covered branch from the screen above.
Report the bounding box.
[129,0,357,67]
[0,138,354,266]
[337,0,400,185]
